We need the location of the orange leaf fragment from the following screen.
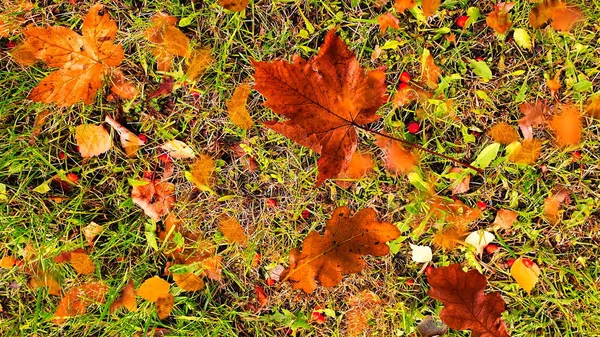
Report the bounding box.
[493,209,518,231]
[0,255,15,268]
[375,134,417,175]
[422,0,441,18]
[281,207,400,293]
[421,49,441,90]
[585,94,600,119]
[394,0,416,14]
[428,264,510,337]
[218,215,247,246]
[530,0,583,32]
[253,29,388,185]
[335,151,374,188]
[185,48,212,81]
[546,71,561,96]
[218,0,248,12]
[391,84,419,107]
[69,252,95,275]
[486,2,514,34]
[9,41,37,66]
[226,83,254,130]
[377,13,400,35]
[53,282,108,324]
[346,290,383,336]
[549,105,582,147]
[543,188,570,223]
[137,276,170,302]
[29,271,62,296]
[156,293,174,319]
[145,13,190,72]
[173,273,205,292]
[188,154,215,191]
[24,4,124,106]
[131,179,176,221]
[75,124,112,158]
[110,280,137,313]
[254,284,269,310]
[488,122,519,144]
[105,115,144,157]
[508,139,542,165]
[109,69,138,100]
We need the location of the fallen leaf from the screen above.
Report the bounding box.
[145,13,190,71]
[254,284,268,310]
[448,167,470,195]
[218,215,247,246]
[464,230,495,255]
[185,48,212,81]
[109,69,138,99]
[585,94,600,118]
[546,71,561,96]
[549,105,582,147]
[53,282,108,324]
[421,49,441,89]
[24,4,124,106]
[518,101,548,140]
[110,280,137,313]
[137,276,170,302]
[377,13,400,34]
[161,140,196,159]
[507,139,542,165]
[253,29,388,185]
[156,293,174,319]
[346,290,383,336]
[69,252,95,275]
[431,223,469,251]
[486,2,513,34]
[394,0,417,14]
[417,316,449,337]
[0,255,15,268]
[488,122,519,144]
[374,134,417,175]
[105,115,145,157]
[29,271,62,296]
[226,83,254,130]
[530,0,583,32]
[543,188,570,223]
[173,273,205,291]
[409,244,433,263]
[281,207,400,293]
[513,28,532,49]
[218,0,248,12]
[148,76,175,99]
[335,151,374,188]
[422,0,441,17]
[75,124,112,158]
[131,179,176,221]
[493,209,518,231]
[187,154,215,191]
[82,222,104,247]
[9,41,37,66]
[28,110,52,145]
[510,257,541,294]
[428,264,510,337]
[391,83,419,107]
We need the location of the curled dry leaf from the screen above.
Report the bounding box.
[253,29,388,185]
[218,215,247,246]
[53,282,108,324]
[109,69,138,99]
[145,13,190,72]
[346,290,383,336]
[377,13,400,34]
[137,276,170,302]
[510,257,541,294]
[374,134,417,175]
[428,264,510,337]
[421,49,441,89]
[226,83,254,130]
[75,124,112,158]
[493,209,518,231]
[543,188,570,223]
[187,154,215,191]
[488,122,519,145]
[547,70,562,96]
[486,2,513,34]
[161,140,196,159]
[131,179,176,221]
[105,115,145,157]
[394,0,416,14]
[549,105,582,147]
[519,101,548,140]
[110,280,137,313]
[281,207,400,293]
[24,4,124,106]
[334,151,374,188]
[218,0,248,12]
[508,139,542,165]
[173,273,204,292]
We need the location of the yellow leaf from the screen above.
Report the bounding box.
[493,209,518,230]
[137,276,170,302]
[585,94,600,118]
[188,154,215,190]
[508,139,542,165]
[422,0,441,17]
[0,255,15,268]
[156,294,174,319]
[173,273,205,291]
[218,215,247,246]
[186,48,212,81]
[421,49,441,89]
[75,124,112,158]
[145,13,190,71]
[226,83,254,130]
[161,140,195,159]
[510,257,541,294]
[110,280,137,313]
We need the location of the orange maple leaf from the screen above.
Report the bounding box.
[530,0,583,32]
[394,0,416,14]
[377,13,400,35]
[23,4,124,106]
[281,207,400,293]
[253,29,388,186]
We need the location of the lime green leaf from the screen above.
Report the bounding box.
[471,143,500,169]
[469,60,493,82]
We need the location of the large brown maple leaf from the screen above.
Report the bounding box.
[24,4,124,106]
[253,29,388,185]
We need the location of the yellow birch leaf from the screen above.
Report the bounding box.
[69,252,95,275]
[156,294,174,319]
[510,257,541,294]
[137,276,170,302]
[218,215,247,246]
[186,48,212,81]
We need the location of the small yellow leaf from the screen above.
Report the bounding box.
[137,276,170,302]
[226,83,254,130]
[0,255,16,268]
[173,273,205,291]
[75,124,111,158]
[161,140,195,159]
[510,257,541,294]
[186,48,212,81]
[82,221,104,246]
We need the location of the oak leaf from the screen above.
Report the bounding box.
[377,13,400,35]
[508,139,542,165]
[253,29,388,185]
[218,0,248,12]
[281,207,400,293]
[24,4,124,106]
[549,105,582,147]
[422,0,441,17]
[488,122,518,144]
[346,290,383,336]
[218,215,247,246]
[394,0,416,14]
[75,124,112,158]
[486,3,514,34]
[53,282,108,324]
[226,83,254,130]
[375,134,417,175]
[428,264,510,337]
[131,179,176,221]
[110,280,137,313]
[145,13,190,71]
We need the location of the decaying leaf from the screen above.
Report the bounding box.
[429,198,481,251]
[105,115,145,157]
[519,100,548,140]
[488,122,519,144]
[428,264,510,337]
[549,105,582,147]
[131,179,176,221]
[493,209,518,231]
[530,0,583,32]
[109,69,138,99]
[218,0,248,12]
[377,13,399,34]
[508,139,542,165]
[334,151,374,188]
[448,167,470,195]
[173,273,205,291]
[24,4,124,106]
[145,13,190,71]
[409,243,433,263]
[137,276,170,302]
[421,49,441,89]
[218,215,247,246]
[254,284,269,310]
[28,110,52,145]
[543,188,570,223]
[253,29,388,185]
[346,290,383,336]
[82,222,104,247]
[185,48,212,81]
[422,0,441,17]
[53,282,108,324]
[110,280,137,313]
[75,124,112,158]
[394,0,417,14]
[161,140,196,159]
[486,2,514,34]
[156,293,174,319]
[226,83,254,130]
[464,230,495,255]
[510,257,541,294]
[417,316,449,337]
[9,41,37,66]
[375,134,417,175]
[431,223,469,251]
[281,207,400,293]
[187,154,215,191]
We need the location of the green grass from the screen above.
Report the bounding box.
[1,0,600,336]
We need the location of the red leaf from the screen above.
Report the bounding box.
[428,264,510,337]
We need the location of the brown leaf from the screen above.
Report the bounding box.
[185,48,212,81]
[254,284,268,310]
[518,101,548,140]
[75,124,112,158]
[488,123,518,145]
[394,0,417,14]
[156,294,174,319]
[137,276,170,302]
[24,4,124,106]
[105,115,145,157]
[218,215,247,246]
[173,273,205,291]
[544,188,570,223]
[374,134,417,175]
[377,13,400,34]
[508,139,542,165]
[486,3,513,34]
[53,282,108,324]
[132,179,176,221]
[218,0,248,12]
[428,264,510,337]
[493,209,518,231]
[448,167,470,195]
[549,105,582,147]
[334,151,374,188]
[346,290,383,336]
[109,69,138,99]
[422,0,441,17]
[421,49,441,89]
[281,207,400,293]
[418,316,449,337]
[145,13,189,71]
[253,29,388,185]
[226,83,254,130]
[188,154,215,191]
[110,280,137,313]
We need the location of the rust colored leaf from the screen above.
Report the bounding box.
[549,105,582,147]
[173,273,205,291]
[486,3,513,34]
[377,13,400,35]
[156,293,174,319]
[218,0,248,12]
[226,83,254,130]
[53,282,108,324]
[518,101,548,140]
[394,0,417,14]
[110,280,137,313]
[131,179,176,221]
[148,76,175,99]
[254,284,268,310]
[185,48,212,81]
[218,215,247,246]
[105,115,145,158]
[508,139,542,165]
[375,134,417,175]
[428,264,510,337]
[75,124,112,158]
[493,209,518,231]
[546,71,561,96]
[488,122,518,144]
[421,49,441,89]
[422,0,441,17]
[334,151,374,188]
[109,69,138,99]
[281,207,400,293]
[544,188,570,223]
[253,29,388,185]
[145,13,189,71]
[346,290,383,336]
[530,0,583,32]
[24,4,124,106]
[137,276,170,302]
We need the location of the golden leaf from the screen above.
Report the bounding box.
[218,215,247,246]
[375,134,417,175]
[0,255,15,268]
[510,257,541,294]
[53,282,108,324]
[188,154,215,191]
[145,13,190,72]
[226,83,254,130]
[335,151,374,188]
[74,124,112,158]
[508,139,542,165]
[69,252,95,275]
[186,48,212,81]
[9,41,37,66]
[421,49,441,89]
[422,0,441,17]
[173,273,205,292]
[137,276,170,302]
[489,122,519,145]
[493,209,518,231]
[394,0,416,14]
[346,290,383,336]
